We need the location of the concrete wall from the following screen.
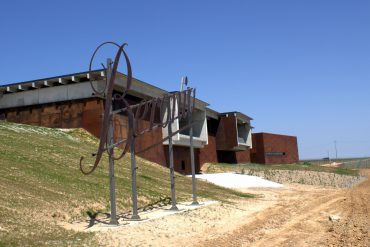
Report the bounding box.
[0,81,104,109]
[251,133,299,164]
[162,103,208,148]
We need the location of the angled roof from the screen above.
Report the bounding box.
[219,111,253,121]
[0,69,105,87]
[0,70,208,109]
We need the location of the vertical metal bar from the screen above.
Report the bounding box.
[107,58,118,225]
[168,99,178,210]
[189,106,198,205]
[129,113,140,220]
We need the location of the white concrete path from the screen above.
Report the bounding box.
[193,173,283,189]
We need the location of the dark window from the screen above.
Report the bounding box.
[266,152,286,156]
[181,161,186,170]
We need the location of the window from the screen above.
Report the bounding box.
[181,160,186,170]
[265,152,286,156]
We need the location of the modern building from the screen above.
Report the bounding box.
[199,110,253,165]
[250,132,299,164]
[0,69,300,171]
[0,70,254,174]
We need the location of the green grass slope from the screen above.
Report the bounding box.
[0,121,252,247]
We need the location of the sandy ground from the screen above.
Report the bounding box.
[201,169,370,247]
[193,173,283,188]
[74,170,369,247]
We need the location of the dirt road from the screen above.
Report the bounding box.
[200,169,370,247]
[326,169,370,247]
[90,170,369,246]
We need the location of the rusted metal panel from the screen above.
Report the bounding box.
[81,100,104,137]
[216,115,238,151]
[251,133,266,163]
[199,135,218,166]
[135,119,168,167]
[61,102,84,128]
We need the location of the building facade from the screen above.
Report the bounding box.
[250,132,299,164]
[0,70,254,174]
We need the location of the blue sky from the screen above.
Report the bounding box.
[1,0,369,159]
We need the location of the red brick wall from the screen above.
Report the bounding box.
[199,135,218,166]
[235,149,251,163]
[251,133,299,164]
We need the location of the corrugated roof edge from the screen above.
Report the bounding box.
[0,70,209,107]
[0,69,105,87]
[205,107,220,119]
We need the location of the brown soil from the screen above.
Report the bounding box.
[200,169,370,247]
[89,170,369,246]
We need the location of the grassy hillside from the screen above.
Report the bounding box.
[0,121,252,247]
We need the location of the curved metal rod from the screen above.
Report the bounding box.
[80,43,133,174]
[88,41,120,96]
[80,41,197,175]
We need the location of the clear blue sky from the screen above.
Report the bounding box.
[1,0,369,159]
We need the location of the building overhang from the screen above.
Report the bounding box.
[0,70,208,112]
[0,70,107,110]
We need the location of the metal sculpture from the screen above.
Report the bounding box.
[79,42,198,224]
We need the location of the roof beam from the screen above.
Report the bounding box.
[58,78,68,85]
[6,86,16,93]
[43,80,52,87]
[17,85,26,91]
[71,76,80,83]
[31,82,40,89]
[87,72,104,81]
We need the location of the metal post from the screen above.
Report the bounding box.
[107,58,118,225]
[184,88,199,205]
[168,99,178,210]
[129,113,140,220]
[334,141,338,160]
[188,97,198,205]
